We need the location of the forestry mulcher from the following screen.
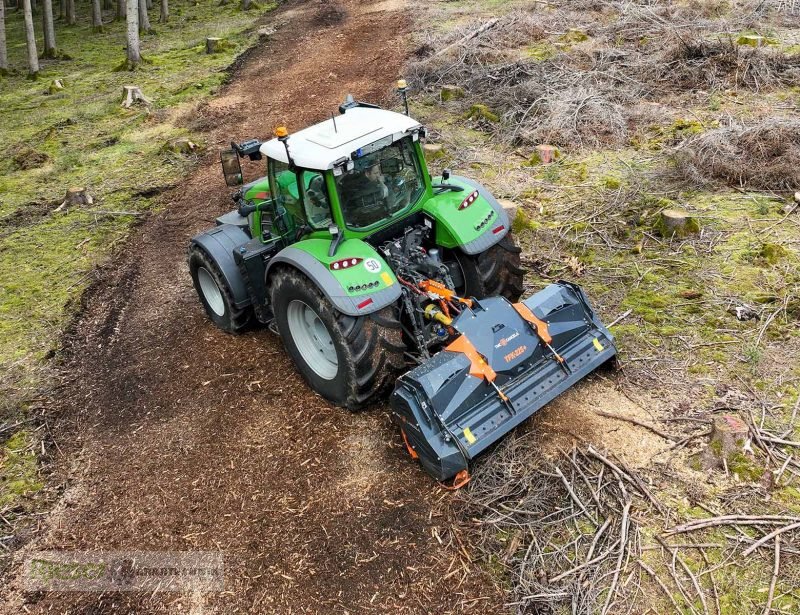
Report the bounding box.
[189,88,617,483]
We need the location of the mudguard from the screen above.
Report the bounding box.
[391,281,617,481]
[190,224,251,309]
[423,175,510,255]
[266,238,402,316]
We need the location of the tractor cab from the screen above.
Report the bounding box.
[219,104,429,251]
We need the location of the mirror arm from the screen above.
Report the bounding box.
[328,225,343,257]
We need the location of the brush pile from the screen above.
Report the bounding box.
[674,118,800,189]
[454,435,656,613]
[409,2,800,148]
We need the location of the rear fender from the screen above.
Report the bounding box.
[265,238,401,316]
[190,224,251,309]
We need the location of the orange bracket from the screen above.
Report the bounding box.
[512,302,553,344]
[441,469,471,491]
[446,335,497,382]
[401,428,419,460]
[419,279,473,308]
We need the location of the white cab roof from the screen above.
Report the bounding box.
[259,107,422,171]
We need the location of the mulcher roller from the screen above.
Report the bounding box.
[391,281,617,481]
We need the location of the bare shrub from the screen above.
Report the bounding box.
[673,118,800,190]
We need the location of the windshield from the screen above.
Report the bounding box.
[335,136,424,230]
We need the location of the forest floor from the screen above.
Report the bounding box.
[1,0,799,613]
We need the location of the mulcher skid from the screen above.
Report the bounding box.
[391,281,617,481]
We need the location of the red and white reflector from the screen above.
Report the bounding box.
[458,190,480,210]
[357,297,374,310]
[330,257,363,270]
[492,224,505,234]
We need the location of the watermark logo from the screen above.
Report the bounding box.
[24,551,224,592]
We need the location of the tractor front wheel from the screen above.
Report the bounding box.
[453,231,525,302]
[270,268,406,410]
[188,244,253,333]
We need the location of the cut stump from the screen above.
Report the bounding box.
[205,37,226,54]
[498,198,518,221]
[55,187,93,212]
[423,143,445,161]
[121,85,153,109]
[529,144,560,165]
[440,84,465,102]
[699,414,749,471]
[163,137,200,155]
[654,209,700,238]
[48,79,65,94]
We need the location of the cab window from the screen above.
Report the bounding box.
[300,170,333,230]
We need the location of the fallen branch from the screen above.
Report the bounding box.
[667,515,800,535]
[428,18,500,60]
[742,521,800,557]
[594,410,678,441]
[763,535,781,615]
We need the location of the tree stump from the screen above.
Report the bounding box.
[528,144,560,165]
[737,34,765,47]
[55,187,93,212]
[654,209,700,238]
[121,85,153,108]
[440,84,465,102]
[48,79,65,94]
[162,137,200,155]
[205,37,226,54]
[699,414,749,471]
[423,143,445,161]
[498,198,518,221]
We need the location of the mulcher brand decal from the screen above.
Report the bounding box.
[494,331,519,349]
[504,345,527,363]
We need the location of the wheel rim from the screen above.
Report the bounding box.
[198,267,225,317]
[286,300,338,380]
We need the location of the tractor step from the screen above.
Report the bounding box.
[391,281,617,481]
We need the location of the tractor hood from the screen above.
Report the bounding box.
[422,175,510,254]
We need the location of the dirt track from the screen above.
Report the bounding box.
[0,1,505,612]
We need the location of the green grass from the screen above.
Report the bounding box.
[0,0,278,516]
[0,0,277,393]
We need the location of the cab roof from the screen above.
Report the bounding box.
[259,106,422,171]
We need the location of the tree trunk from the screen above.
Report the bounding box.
[145,0,151,9]
[59,0,65,20]
[116,0,125,21]
[137,0,150,33]
[65,0,76,25]
[103,0,112,10]
[158,0,166,23]
[22,0,40,77]
[241,0,251,10]
[42,0,56,56]
[0,0,8,74]
[126,0,140,66]
[91,0,102,31]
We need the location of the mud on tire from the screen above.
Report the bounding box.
[188,243,253,333]
[456,231,525,301]
[270,267,406,410]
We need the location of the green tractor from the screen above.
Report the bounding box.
[189,92,616,482]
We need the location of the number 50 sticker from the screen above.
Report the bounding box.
[363,258,382,273]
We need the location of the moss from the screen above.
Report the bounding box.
[0,430,43,509]
[464,103,499,123]
[558,29,589,44]
[600,175,622,190]
[524,41,558,61]
[758,242,788,265]
[512,209,541,234]
[440,85,465,102]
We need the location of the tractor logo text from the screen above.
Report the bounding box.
[494,332,519,349]
[504,345,527,363]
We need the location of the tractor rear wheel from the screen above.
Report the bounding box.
[453,231,525,301]
[270,268,406,410]
[188,244,253,333]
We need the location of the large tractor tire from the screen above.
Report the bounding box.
[270,268,406,410]
[188,244,253,333]
[454,231,525,302]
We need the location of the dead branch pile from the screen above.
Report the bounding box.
[673,118,800,189]
[409,3,800,148]
[454,436,656,613]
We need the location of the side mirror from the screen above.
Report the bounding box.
[442,168,451,181]
[220,149,243,187]
[380,157,404,175]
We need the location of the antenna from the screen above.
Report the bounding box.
[331,112,338,134]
